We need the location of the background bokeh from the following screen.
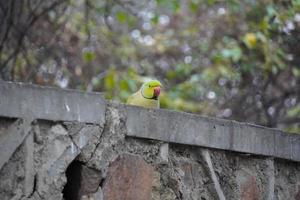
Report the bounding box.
[0,0,299,133]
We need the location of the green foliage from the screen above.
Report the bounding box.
[156,0,181,12]
[116,11,128,24]
[287,106,300,118]
[82,51,96,63]
[4,0,300,133]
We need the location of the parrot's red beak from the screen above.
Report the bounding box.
[153,86,161,99]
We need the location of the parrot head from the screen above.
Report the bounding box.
[141,80,162,100]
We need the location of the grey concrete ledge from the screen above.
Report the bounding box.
[125,106,300,162]
[0,81,105,124]
[0,81,299,162]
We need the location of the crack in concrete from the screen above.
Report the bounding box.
[67,133,80,152]
[61,123,82,152]
[27,174,38,198]
[87,124,106,162]
[86,104,109,163]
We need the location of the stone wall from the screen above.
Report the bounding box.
[0,81,300,200]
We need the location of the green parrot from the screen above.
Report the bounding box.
[127,80,162,109]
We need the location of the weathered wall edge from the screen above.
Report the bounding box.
[0,81,105,124]
[0,81,299,162]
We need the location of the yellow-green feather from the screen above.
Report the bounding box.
[126,80,161,109]
[127,90,159,108]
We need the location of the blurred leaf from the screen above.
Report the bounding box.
[256,32,267,42]
[82,51,96,63]
[285,127,300,134]
[292,0,300,8]
[116,11,127,24]
[189,2,198,13]
[207,0,217,6]
[119,79,129,91]
[221,47,242,62]
[104,68,116,91]
[175,63,192,76]
[156,0,180,12]
[287,105,300,117]
[243,33,257,49]
[292,68,300,77]
[201,67,219,81]
[151,15,159,24]
[127,67,137,78]
[166,70,177,80]
[172,0,180,12]
[266,5,277,17]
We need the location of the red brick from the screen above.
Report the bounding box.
[295,185,300,200]
[241,176,260,200]
[103,154,155,200]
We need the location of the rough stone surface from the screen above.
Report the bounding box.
[0,118,32,170]
[33,123,78,199]
[0,137,27,200]
[103,153,155,200]
[81,187,103,200]
[274,160,300,200]
[168,145,215,200]
[0,108,300,200]
[77,165,102,195]
[0,119,104,200]
[64,123,103,162]
[86,104,127,173]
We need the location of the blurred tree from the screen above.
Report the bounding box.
[0,0,68,80]
[0,0,299,133]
